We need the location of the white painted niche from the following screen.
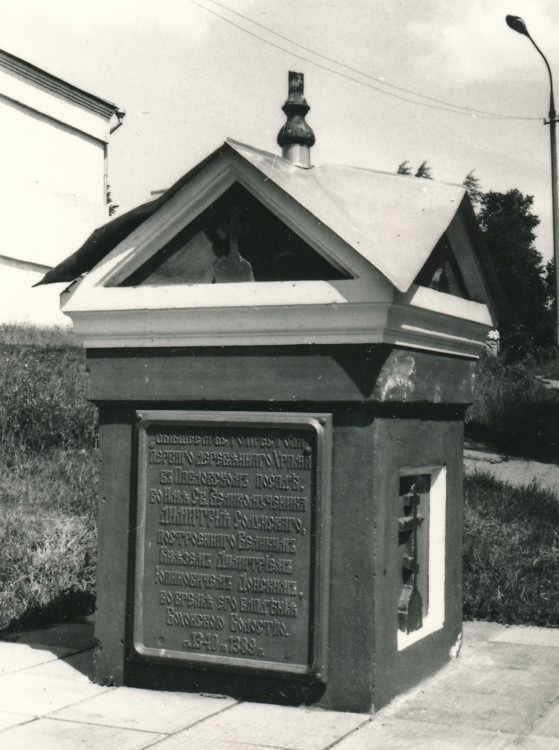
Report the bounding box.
[397,465,447,651]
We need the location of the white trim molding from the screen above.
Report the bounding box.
[63,292,490,358]
[0,49,117,118]
[61,145,494,358]
[0,51,120,142]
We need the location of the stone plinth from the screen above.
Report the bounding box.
[89,344,470,712]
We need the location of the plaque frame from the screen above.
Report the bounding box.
[132,410,332,679]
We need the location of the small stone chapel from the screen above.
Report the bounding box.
[39,72,496,713]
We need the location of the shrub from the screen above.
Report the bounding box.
[536,348,559,379]
[466,354,559,461]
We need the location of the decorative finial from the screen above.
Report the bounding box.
[277,72,315,168]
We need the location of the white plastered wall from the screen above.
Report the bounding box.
[0,75,109,327]
[0,263,70,327]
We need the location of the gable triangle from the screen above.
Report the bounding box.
[119,183,351,287]
[414,235,470,299]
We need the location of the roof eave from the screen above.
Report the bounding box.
[0,48,121,119]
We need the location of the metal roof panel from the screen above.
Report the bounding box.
[227,139,465,292]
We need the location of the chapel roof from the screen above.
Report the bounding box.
[226,139,467,293]
[36,138,470,293]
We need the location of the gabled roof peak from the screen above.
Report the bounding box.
[37,136,468,294]
[226,138,466,192]
[224,138,466,293]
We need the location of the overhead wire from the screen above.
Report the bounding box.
[209,0,537,121]
[188,0,541,122]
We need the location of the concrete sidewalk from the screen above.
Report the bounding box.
[464,447,559,495]
[1,622,559,749]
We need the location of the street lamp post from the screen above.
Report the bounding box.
[506,14,559,345]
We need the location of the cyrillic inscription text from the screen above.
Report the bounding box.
[135,417,319,671]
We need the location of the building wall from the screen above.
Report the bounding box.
[0,263,69,327]
[0,55,116,327]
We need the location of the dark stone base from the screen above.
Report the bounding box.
[90,344,467,713]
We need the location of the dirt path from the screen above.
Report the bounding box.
[464,448,559,494]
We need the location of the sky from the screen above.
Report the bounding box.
[1,0,559,261]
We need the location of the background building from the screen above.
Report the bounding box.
[0,49,123,326]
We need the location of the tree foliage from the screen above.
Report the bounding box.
[477,189,554,356]
[396,160,433,178]
[414,160,433,180]
[463,170,482,206]
[394,160,557,354]
[397,160,412,175]
[395,160,555,355]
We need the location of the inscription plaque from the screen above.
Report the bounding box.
[133,411,331,678]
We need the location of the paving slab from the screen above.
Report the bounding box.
[333,717,516,750]
[23,649,94,682]
[0,718,164,750]
[462,620,508,642]
[517,736,559,749]
[384,687,546,734]
[1,619,559,749]
[2,623,95,653]
[152,735,286,750]
[0,642,62,676]
[458,640,559,672]
[0,671,109,716]
[529,700,559,739]
[0,710,34,731]
[182,702,369,750]
[431,664,559,703]
[492,626,559,648]
[52,685,237,734]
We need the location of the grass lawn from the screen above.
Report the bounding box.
[0,324,97,632]
[0,449,97,631]
[3,460,559,632]
[464,472,559,628]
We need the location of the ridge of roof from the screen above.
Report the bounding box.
[226,138,465,292]
[225,138,467,192]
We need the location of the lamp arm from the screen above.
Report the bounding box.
[527,34,556,115]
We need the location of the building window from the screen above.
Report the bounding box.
[397,466,446,650]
